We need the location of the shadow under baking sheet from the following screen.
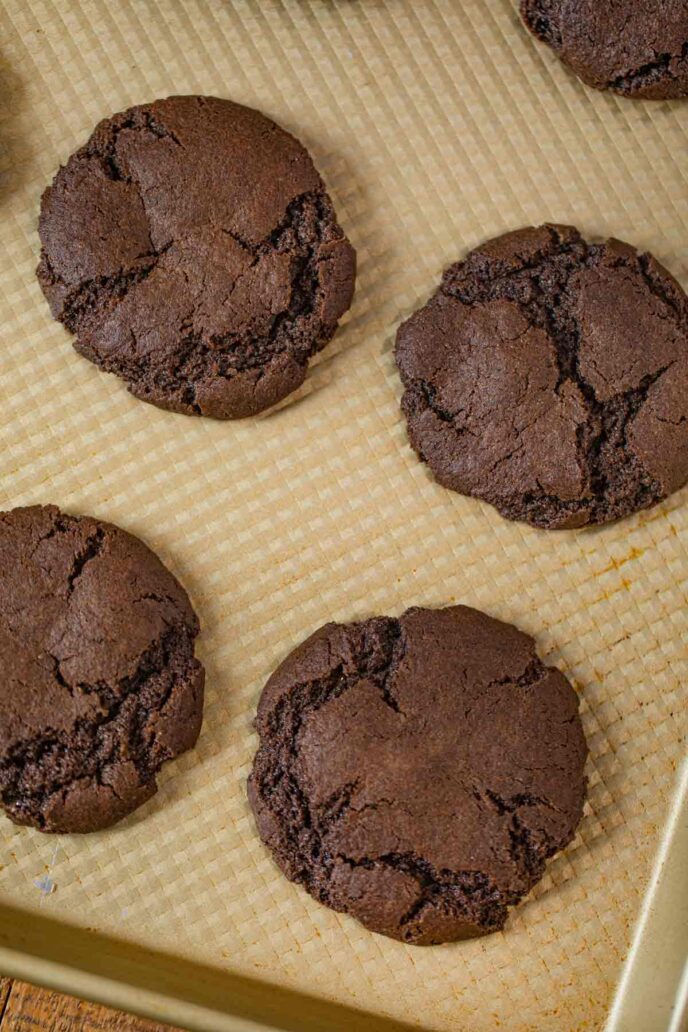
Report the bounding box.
[0,901,419,1032]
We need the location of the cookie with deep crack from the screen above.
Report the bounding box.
[248,605,587,945]
[520,0,688,99]
[0,505,204,833]
[37,95,356,418]
[395,225,688,529]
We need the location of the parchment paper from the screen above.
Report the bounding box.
[0,2,686,1030]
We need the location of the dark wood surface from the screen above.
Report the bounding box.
[0,977,182,1031]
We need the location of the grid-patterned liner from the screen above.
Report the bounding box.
[0,2,686,1030]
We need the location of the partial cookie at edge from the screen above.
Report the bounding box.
[395,224,688,529]
[520,0,688,99]
[0,504,204,833]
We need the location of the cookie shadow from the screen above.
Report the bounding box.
[510,707,630,930]
[520,791,619,912]
[495,657,623,927]
[258,117,401,421]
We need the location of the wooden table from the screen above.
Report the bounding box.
[0,977,183,1031]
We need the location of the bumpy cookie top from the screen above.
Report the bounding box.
[37,96,356,418]
[248,605,587,945]
[521,0,688,99]
[0,505,204,833]
[396,225,688,529]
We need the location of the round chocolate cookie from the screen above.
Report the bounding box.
[520,0,688,100]
[248,605,587,945]
[0,505,204,833]
[395,225,688,529]
[37,96,356,419]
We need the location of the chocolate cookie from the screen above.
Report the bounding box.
[395,225,688,529]
[0,505,204,833]
[248,605,587,945]
[37,96,356,418]
[520,0,688,100]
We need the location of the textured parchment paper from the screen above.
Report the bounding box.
[0,2,687,1030]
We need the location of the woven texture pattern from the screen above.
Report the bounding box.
[0,2,687,1030]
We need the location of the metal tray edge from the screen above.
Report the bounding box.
[605,756,688,1032]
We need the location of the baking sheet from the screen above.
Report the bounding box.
[0,1,687,1030]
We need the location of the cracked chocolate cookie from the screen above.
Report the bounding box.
[0,505,204,833]
[248,605,587,945]
[395,225,688,529]
[520,0,688,100]
[37,95,356,418]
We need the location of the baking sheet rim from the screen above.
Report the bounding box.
[1,758,686,1032]
[0,946,261,1032]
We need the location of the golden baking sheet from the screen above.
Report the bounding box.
[0,2,686,1030]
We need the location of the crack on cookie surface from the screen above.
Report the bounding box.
[396,225,688,528]
[76,191,344,416]
[0,630,195,830]
[520,0,562,48]
[520,1,688,99]
[340,851,510,942]
[0,505,204,833]
[36,97,355,418]
[248,608,587,945]
[608,39,688,95]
